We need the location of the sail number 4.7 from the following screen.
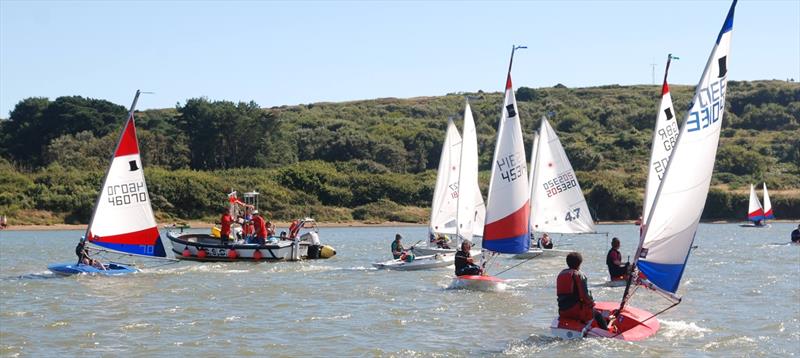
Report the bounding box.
[107,181,147,206]
[497,152,525,183]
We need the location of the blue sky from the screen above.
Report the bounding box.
[1,0,798,117]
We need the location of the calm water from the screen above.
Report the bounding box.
[1,223,798,357]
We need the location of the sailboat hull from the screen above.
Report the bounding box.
[550,301,659,341]
[738,223,771,228]
[372,253,454,271]
[48,262,138,276]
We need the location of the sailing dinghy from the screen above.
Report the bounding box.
[48,90,171,276]
[740,183,773,227]
[372,253,455,271]
[414,105,485,256]
[514,117,597,259]
[451,46,530,292]
[551,0,737,340]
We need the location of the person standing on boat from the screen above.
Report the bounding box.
[454,240,482,276]
[220,208,233,245]
[791,224,800,243]
[252,210,267,245]
[557,252,608,330]
[606,237,629,280]
[391,234,404,259]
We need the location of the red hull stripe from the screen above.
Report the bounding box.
[114,115,140,157]
[483,201,530,240]
[90,226,160,245]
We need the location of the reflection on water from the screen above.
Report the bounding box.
[1,224,798,356]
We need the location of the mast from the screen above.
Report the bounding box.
[82,90,141,244]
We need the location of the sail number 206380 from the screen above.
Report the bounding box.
[107,181,147,206]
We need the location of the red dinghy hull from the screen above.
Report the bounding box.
[550,301,660,341]
[449,275,507,292]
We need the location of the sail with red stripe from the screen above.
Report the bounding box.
[482,48,530,254]
[747,183,764,222]
[86,90,166,257]
[762,183,774,220]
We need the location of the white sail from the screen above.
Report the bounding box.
[86,91,166,257]
[636,0,736,295]
[456,101,481,243]
[643,56,679,223]
[429,119,462,236]
[762,183,774,219]
[747,183,764,221]
[529,117,594,234]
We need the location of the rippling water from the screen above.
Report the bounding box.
[1,223,798,356]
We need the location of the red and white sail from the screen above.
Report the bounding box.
[747,183,764,222]
[86,91,165,257]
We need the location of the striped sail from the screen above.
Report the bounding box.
[643,55,679,224]
[455,101,485,243]
[637,0,737,294]
[762,183,774,220]
[86,91,166,257]
[430,119,462,236]
[747,184,764,221]
[529,117,594,234]
[482,72,530,254]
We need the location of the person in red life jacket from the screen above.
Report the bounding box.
[606,237,629,280]
[537,233,554,249]
[252,210,267,245]
[557,252,609,330]
[220,208,233,245]
[289,220,301,239]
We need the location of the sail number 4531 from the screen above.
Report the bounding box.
[497,152,525,183]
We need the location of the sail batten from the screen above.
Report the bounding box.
[635,0,737,295]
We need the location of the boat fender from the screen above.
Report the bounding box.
[319,245,336,259]
[197,249,207,259]
[253,249,263,260]
[227,249,238,259]
[182,248,191,257]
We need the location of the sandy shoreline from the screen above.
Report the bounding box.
[3,219,796,232]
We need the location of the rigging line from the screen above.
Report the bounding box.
[494,253,541,277]
[610,301,680,339]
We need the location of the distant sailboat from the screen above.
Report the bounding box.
[552,0,738,340]
[514,116,597,259]
[451,45,530,291]
[48,90,172,276]
[740,183,773,227]
[417,105,486,256]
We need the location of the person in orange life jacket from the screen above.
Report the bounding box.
[606,237,629,279]
[557,252,609,330]
[251,210,267,245]
[537,233,553,249]
[455,240,482,276]
[219,208,233,244]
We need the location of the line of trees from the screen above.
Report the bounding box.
[1,80,798,224]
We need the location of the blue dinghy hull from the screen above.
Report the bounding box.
[47,262,138,276]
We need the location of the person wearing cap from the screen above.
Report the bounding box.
[391,234,404,259]
[455,240,482,276]
[252,210,267,245]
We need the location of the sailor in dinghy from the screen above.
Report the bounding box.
[551,0,738,340]
[48,90,173,276]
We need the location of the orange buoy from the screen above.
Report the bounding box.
[227,249,238,259]
[182,248,191,257]
[253,250,263,260]
[197,249,207,259]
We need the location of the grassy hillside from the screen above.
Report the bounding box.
[1,80,798,225]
